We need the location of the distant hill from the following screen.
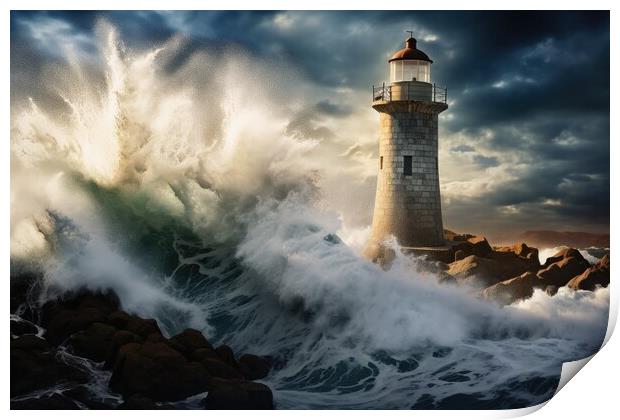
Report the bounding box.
[517,230,609,249]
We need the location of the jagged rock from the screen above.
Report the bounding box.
[11,394,81,410]
[447,255,504,288]
[537,248,590,287]
[216,345,240,369]
[169,328,214,356]
[110,341,210,401]
[482,272,538,305]
[203,378,273,409]
[124,317,162,338]
[69,322,118,363]
[467,236,493,257]
[107,311,132,329]
[542,247,585,268]
[567,254,610,291]
[11,335,88,397]
[238,354,270,380]
[200,357,244,379]
[41,290,120,345]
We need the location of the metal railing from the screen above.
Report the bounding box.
[372,82,447,104]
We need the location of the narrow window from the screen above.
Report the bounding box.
[404,155,412,176]
[380,156,383,169]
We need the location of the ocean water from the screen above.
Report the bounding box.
[10,23,609,409]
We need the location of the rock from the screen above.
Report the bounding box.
[69,322,118,363]
[41,289,120,345]
[117,394,172,409]
[203,378,273,409]
[542,247,585,268]
[11,394,81,410]
[190,347,221,362]
[454,250,466,262]
[169,328,214,356]
[200,357,244,379]
[537,248,590,288]
[110,341,210,401]
[216,345,240,369]
[238,354,270,380]
[467,236,493,257]
[11,319,39,336]
[482,272,538,306]
[107,311,132,329]
[124,317,162,338]
[447,255,504,288]
[567,254,610,291]
[11,336,88,397]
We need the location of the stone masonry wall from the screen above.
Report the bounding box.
[367,100,447,249]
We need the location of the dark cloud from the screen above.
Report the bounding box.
[472,155,499,168]
[451,145,475,153]
[10,10,609,235]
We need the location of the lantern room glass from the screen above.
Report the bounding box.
[389,60,431,83]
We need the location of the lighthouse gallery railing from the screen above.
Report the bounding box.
[372,83,447,103]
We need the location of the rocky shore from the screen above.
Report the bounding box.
[10,233,610,410]
[10,275,274,410]
[416,232,610,305]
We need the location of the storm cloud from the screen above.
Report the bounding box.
[10,10,609,241]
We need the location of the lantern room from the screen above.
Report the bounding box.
[388,37,432,83]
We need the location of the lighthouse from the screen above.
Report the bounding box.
[364,34,448,261]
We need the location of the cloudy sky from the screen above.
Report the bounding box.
[10,11,610,242]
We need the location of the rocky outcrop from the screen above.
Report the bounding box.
[482,272,538,306]
[10,285,274,410]
[537,248,591,287]
[567,254,610,291]
[10,335,88,398]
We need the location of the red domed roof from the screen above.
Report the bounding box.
[389,37,433,63]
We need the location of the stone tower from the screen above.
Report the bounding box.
[364,36,448,261]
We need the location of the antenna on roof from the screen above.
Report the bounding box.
[406,30,414,38]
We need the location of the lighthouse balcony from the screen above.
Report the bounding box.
[372,81,447,104]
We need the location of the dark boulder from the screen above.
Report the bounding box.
[11,335,88,397]
[41,289,120,345]
[238,354,270,380]
[69,322,118,363]
[203,378,273,410]
[110,341,210,401]
[107,311,132,329]
[200,357,244,379]
[124,317,162,338]
[567,254,610,291]
[216,345,240,369]
[169,328,214,356]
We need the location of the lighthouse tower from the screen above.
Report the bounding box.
[364,35,448,261]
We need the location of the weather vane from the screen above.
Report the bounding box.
[406,30,414,38]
